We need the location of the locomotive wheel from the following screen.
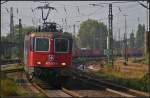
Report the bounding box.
[60,76,70,86]
[50,76,70,88]
[53,83,61,89]
[51,77,62,89]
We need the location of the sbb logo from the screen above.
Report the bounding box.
[48,55,55,61]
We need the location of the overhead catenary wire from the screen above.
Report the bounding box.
[64,5,67,14]
[16,8,19,14]
[1,1,8,5]
[30,7,38,26]
[2,2,141,23]
[137,1,149,9]
[1,1,147,35]
[58,7,106,20]
[5,7,9,13]
[94,1,136,5]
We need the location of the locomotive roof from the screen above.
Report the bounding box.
[27,32,72,38]
[29,32,53,37]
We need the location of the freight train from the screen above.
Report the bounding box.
[73,48,105,58]
[73,48,144,58]
[120,48,144,57]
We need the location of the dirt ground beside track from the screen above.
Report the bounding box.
[6,72,45,97]
[85,57,148,79]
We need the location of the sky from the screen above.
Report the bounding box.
[1,1,149,40]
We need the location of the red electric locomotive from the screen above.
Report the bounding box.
[24,23,73,85]
[24,4,73,86]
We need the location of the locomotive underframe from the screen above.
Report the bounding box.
[25,65,71,77]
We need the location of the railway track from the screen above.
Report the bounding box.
[31,77,83,97]
[71,69,149,97]
[73,75,134,97]
[4,71,144,97]
[33,84,83,97]
[1,63,91,97]
[31,74,132,97]
[2,62,149,97]
[5,71,79,97]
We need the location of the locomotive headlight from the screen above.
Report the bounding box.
[37,61,41,65]
[61,62,66,66]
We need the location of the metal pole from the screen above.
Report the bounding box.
[123,15,128,65]
[73,24,75,49]
[137,17,140,25]
[0,19,1,63]
[118,28,121,57]
[19,19,22,61]
[93,32,95,50]
[136,2,149,94]
[73,24,75,37]
[148,31,150,97]
[10,7,14,39]
[19,19,22,49]
[108,4,113,67]
[9,7,14,58]
[148,1,150,96]
[146,1,149,31]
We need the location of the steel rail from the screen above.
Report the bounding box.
[32,82,52,98]
[30,77,83,98]
[71,69,149,97]
[62,87,84,97]
[75,75,134,97]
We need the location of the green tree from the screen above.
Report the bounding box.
[135,24,145,48]
[2,25,35,59]
[4,25,35,43]
[78,19,108,50]
[129,32,135,48]
[13,25,35,43]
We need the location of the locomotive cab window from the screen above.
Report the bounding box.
[55,38,69,53]
[35,37,50,52]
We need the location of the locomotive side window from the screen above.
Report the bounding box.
[30,37,35,51]
[24,38,28,65]
[35,37,50,52]
[55,38,69,53]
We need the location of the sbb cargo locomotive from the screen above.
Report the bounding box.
[24,4,73,85]
[24,23,73,84]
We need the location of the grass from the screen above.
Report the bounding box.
[1,64,24,72]
[74,56,149,92]
[1,78,40,97]
[0,77,34,97]
[1,78,18,96]
[0,72,45,97]
[1,77,46,97]
[73,57,101,64]
[94,71,149,92]
[76,56,149,92]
